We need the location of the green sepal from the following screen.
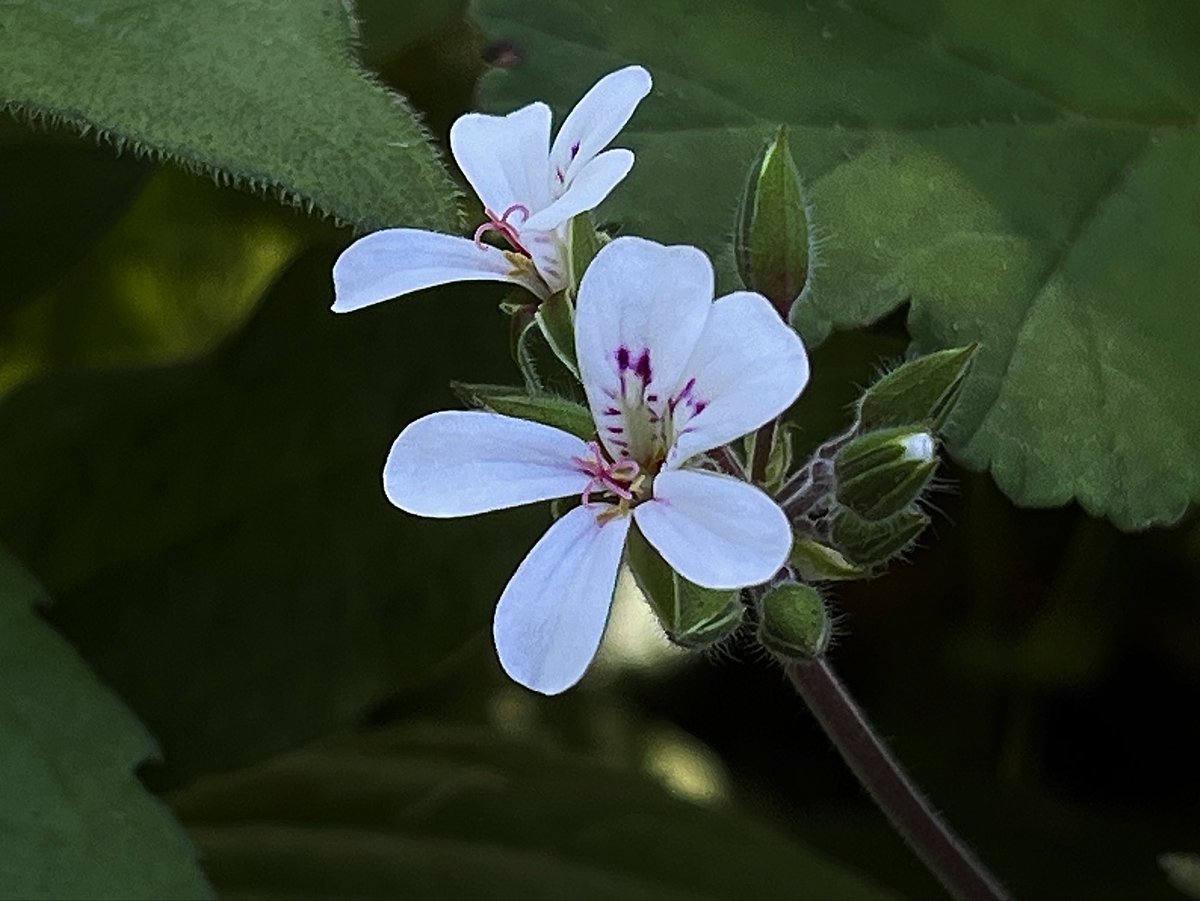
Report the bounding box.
[830,507,929,568]
[512,309,584,401]
[858,344,978,432]
[534,289,579,377]
[566,211,604,294]
[450,382,595,441]
[790,537,864,582]
[757,581,831,659]
[744,422,794,493]
[733,125,809,315]
[835,427,938,521]
[625,523,743,650]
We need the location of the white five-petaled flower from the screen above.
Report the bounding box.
[331,66,653,312]
[384,237,811,695]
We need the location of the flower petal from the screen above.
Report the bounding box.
[450,102,553,215]
[666,291,809,468]
[575,237,713,460]
[332,229,548,312]
[494,505,631,695]
[384,411,589,517]
[522,149,635,233]
[550,66,652,190]
[633,469,791,589]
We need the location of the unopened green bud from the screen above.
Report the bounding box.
[625,524,742,650]
[451,382,595,440]
[831,507,929,567]
[790,536,864,582]
[757,582,831,658]
[734,125,809,316]
[859,344,978,431]
[835,427,938,521]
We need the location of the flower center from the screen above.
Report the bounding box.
[474,204,532,257]
[572,441,646,513]
[598,347,709,469]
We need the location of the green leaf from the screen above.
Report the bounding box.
[0,0,458,231]
[451,381,596,439]
[0,546,211,899]
[172,723,895,900]
[1160,853,1200,901]
[0,167,309,398]
[473,0,1200,529]
[0,126,150,307]
[0,252,545,788]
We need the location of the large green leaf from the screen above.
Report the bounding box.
[0,251,543,787]
[173,723,895,900]
[473,0,1200,529]
[0,166,309,397]
[0,547,211,899]
[0,0,458,231]
[0,125,150,307]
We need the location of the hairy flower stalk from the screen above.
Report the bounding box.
[382,237,809,694]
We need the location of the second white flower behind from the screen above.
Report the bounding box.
[385,237,810,694]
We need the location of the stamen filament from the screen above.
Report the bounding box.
[473,204,533,257]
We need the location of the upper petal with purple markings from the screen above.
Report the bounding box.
[550,66,652,192]
[575,237,713,463]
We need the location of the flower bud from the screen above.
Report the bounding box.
[734,125,809,316]
[834,427,938,521]
[831,506,929,567]
[858,344,978,431]
[625,524,742,650]
[757,581,831,659]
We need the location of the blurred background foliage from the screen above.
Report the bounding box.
[0,1,1198,899]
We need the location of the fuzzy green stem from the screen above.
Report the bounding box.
[786,657,1010,901]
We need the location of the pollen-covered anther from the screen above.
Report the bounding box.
[473,203,532,256]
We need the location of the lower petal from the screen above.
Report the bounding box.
[633,469,791,589]
[384,411,591,517]
[332,228,548,312]
[494,505,632,695]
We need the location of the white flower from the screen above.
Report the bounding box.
[384,237,810,695]
[331,66,653,311]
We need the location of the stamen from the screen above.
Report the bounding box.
[472,204,533,256]
[571,441,642,507]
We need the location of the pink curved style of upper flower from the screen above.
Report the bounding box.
[331,66,653,311]
[384,237,811,695]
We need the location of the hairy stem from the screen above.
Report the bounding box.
[786,657,1010,901]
